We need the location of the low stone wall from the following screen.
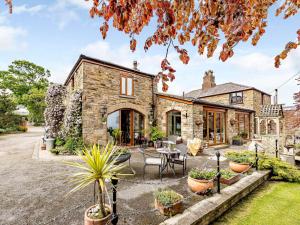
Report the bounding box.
[160,170,270,225]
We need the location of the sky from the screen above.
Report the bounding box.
[0,0,299,105]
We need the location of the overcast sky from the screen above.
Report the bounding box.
[0,0,299,105]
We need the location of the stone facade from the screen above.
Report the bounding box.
[200,89,271,115]
[156,95,203,141]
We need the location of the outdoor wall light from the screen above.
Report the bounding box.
[100,106,107,118]
[184,112,188,119]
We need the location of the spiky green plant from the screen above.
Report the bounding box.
[65,143,127,219]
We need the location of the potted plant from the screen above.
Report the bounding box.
[220,169,240,185]
[232,135,243,146]
[110,147,131,165]
[112,128,121,145]
[154,189,183,216]
[225,151,253,173]
[150,126,164,148]
[239,132,248,139]
[187,168,215,193]
[65,144,127,225]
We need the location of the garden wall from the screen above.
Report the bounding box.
[160,171,270,225]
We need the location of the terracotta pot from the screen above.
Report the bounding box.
[229,161,251,173]
[84,205,112,225]
[154,197,183,216]
[220,174,241,185]
[187,176,214,193]
[41,143,46,151]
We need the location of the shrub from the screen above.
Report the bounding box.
[154,189,182,207]
[44,84,66,138]
[64,137,84,154]
[239,132,248,139]
[112,128,121,143]
[61,90,82,139]
[188,168,216,180]
[225,151,254,164]
[258,156,300,183]
[17,125,28,132]
[150,126,164,142]
[50,148,60,155]
[232,135,242,141]
[55,137,65,147]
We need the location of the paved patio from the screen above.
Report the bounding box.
[0,127,246,225]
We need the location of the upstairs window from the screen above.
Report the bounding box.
[121,76,134,96]
[230,92,243,104]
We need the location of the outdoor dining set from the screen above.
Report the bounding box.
[138,136,188,181]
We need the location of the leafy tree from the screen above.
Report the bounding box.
[0,90,16,115]
[87,0,300,91]
[0,60,50,124]
[22,88,46,125]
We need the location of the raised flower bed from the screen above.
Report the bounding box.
[154,189,183,216]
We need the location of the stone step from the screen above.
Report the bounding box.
[212,144,230,150]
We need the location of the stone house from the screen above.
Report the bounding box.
[64,55,271,146]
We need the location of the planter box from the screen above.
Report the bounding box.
[220,174,241,185]
[232,140,243,146]
[155,197,183,216]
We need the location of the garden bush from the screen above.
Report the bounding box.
[154,189,182,206]
[61,90,82,139]
[64,137,84,154]
[44,84,66,138]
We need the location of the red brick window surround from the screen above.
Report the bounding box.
[120,75,134,96]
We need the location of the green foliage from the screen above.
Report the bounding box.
[22,88,46,125]
[188,168,216,180]
[0,60,49,125]
[0,91,16,115]
[17,125,28,132]
[50,148,60,155]
[232,135,242,141]
[154,188,182,207]
[225,151,254,164]
[64,137,84,155]
[112,147,129,156]
[258,156,300,183]
[239,132,248,139]
[65,144,128,219]
[295,143,300,149]
[112,128,121,143]
[220,169,237,179]
[150,126,164,142]
[55,137,65,147]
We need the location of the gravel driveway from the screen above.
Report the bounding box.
[0,127,93,225]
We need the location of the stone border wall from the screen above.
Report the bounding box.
[160,171,270,225]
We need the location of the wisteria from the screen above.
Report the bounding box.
[44,84,66,138]
[61,90,83,139]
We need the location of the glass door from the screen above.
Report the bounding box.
[204,109,226,146]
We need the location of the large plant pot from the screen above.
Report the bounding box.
[229,161,251,173]
[154,197,183,216]
[220,174,241,185]
[45,138,55,151]
[114,153,131,165]
[84,205,112,225]
[187,177,214,193]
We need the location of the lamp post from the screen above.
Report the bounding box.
[216,150,221,194]
[255,143,258,171]
[111,178,118,225]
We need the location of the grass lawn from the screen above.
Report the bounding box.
[213,182,300,225]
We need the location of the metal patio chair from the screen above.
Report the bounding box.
[138,148,164,181]
[170,143,188,175]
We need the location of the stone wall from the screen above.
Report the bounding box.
[226,109,236,143]
[156,96,203,141]
[66,63,83,93]
[81,61,156,144]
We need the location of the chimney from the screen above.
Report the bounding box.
[133,61,139,70]
[202,70,216,90]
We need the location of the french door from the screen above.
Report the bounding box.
[203,108,226,145]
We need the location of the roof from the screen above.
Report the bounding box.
[64,54,155,85]
[156,92,255,112]
[185,82,271,98]
[259,104,284,117]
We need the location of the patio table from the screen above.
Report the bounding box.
[156,147,181,175]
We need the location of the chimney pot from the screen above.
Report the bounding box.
[133,61,138,70]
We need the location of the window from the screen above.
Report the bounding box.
[120,76,134,96]
[235,112,250,138]
[230,92,243,104]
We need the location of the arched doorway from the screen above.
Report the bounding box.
[107,109,144,146]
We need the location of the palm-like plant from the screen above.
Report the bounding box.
[65,143,127,219]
